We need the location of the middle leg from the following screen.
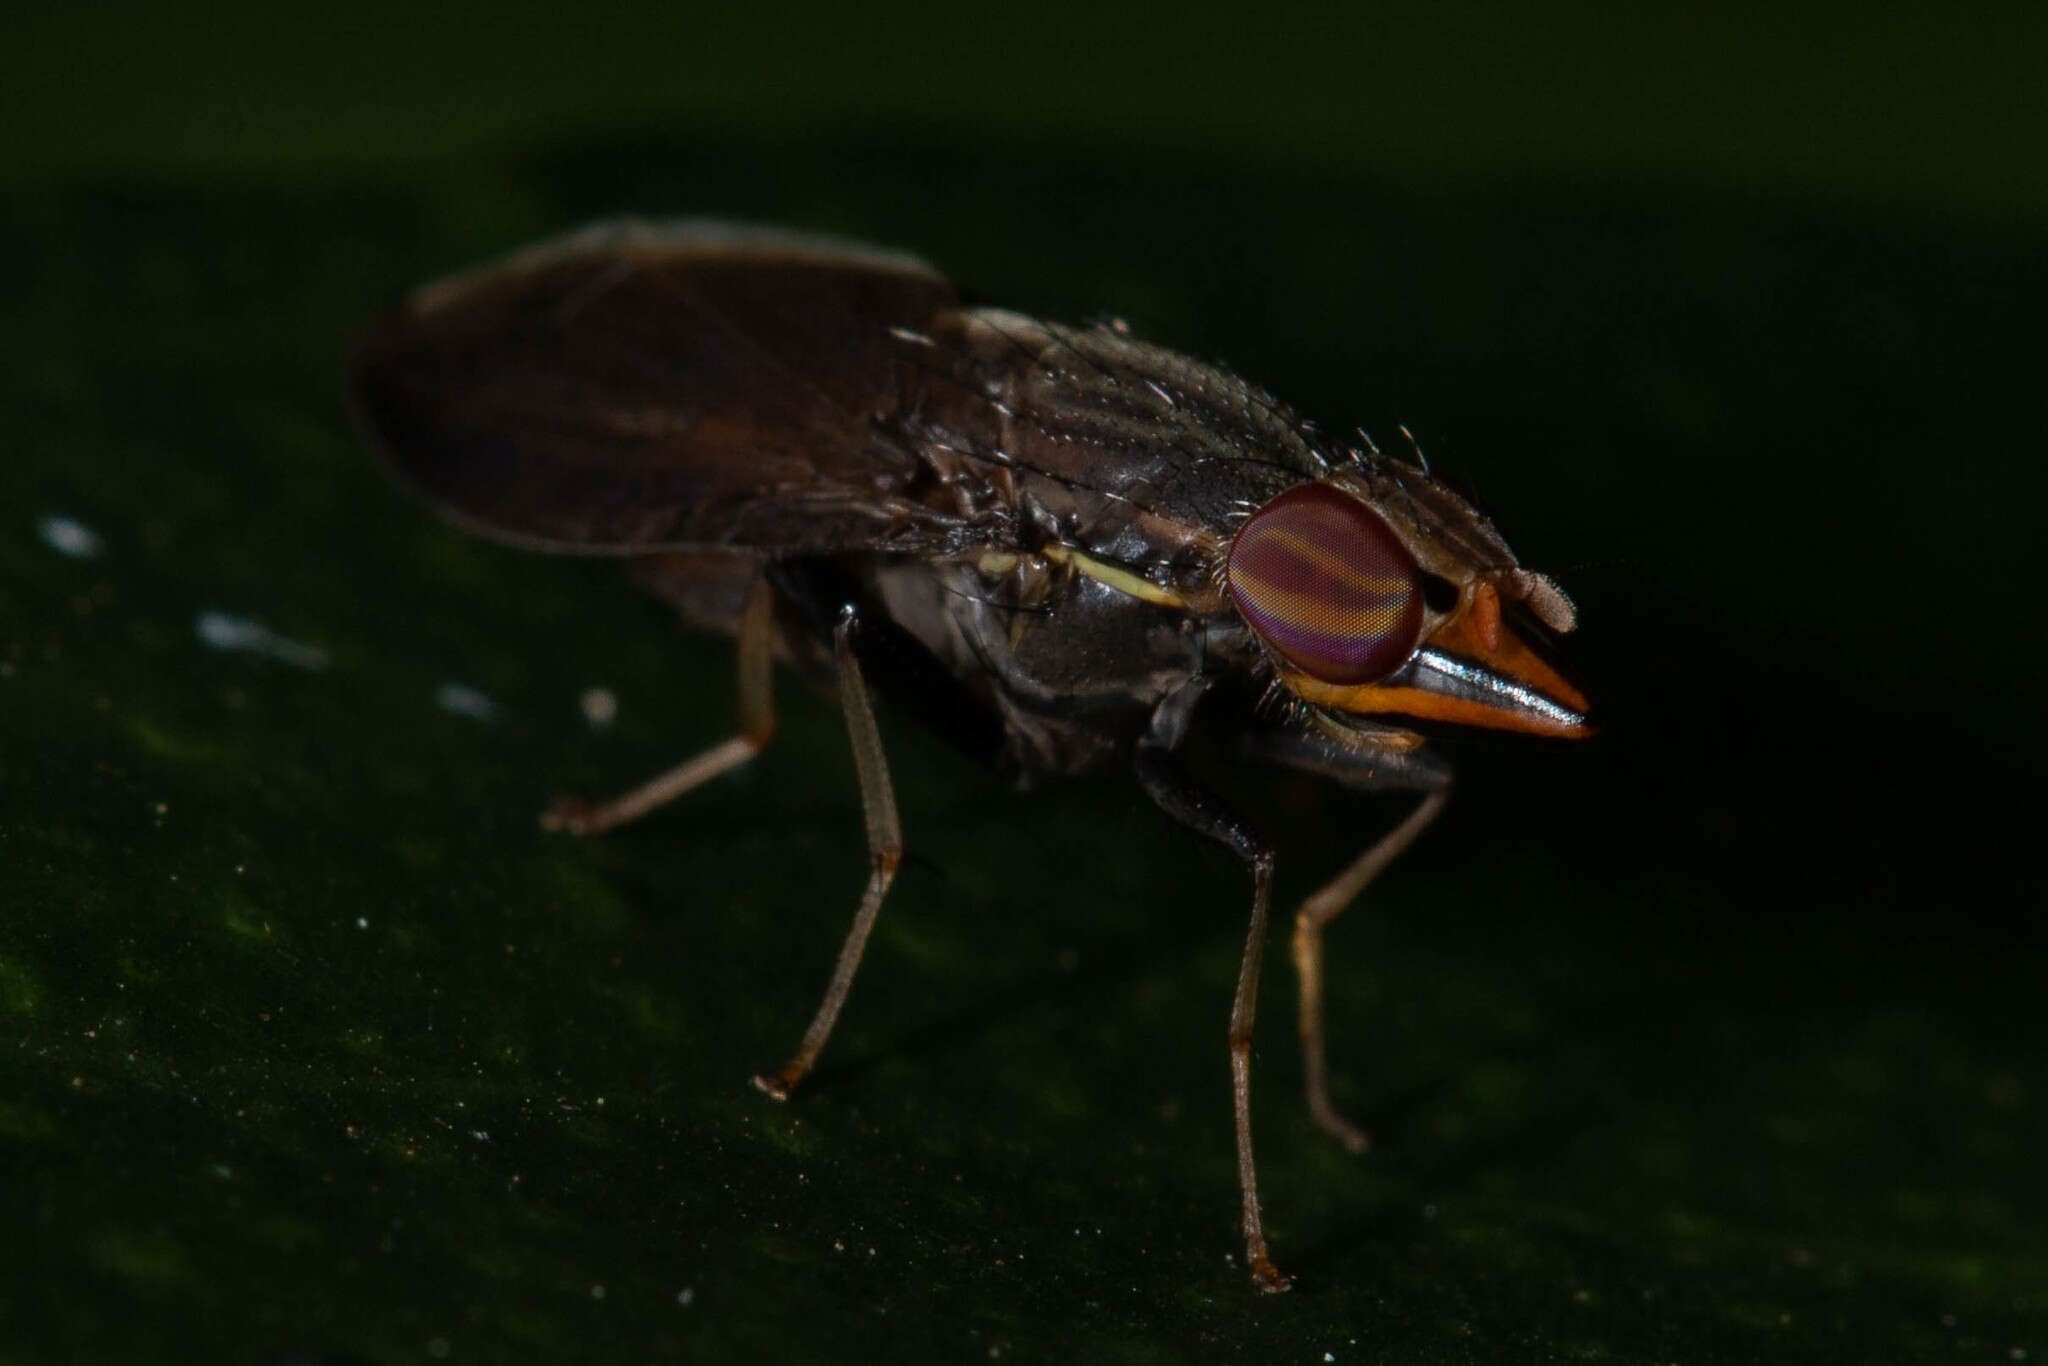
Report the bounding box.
[751,605,904,1100]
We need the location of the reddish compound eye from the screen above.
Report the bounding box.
[1226,483,1424,684]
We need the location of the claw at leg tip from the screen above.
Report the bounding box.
[1311,1101,1373,1156]
[1251,1258,1295,1294]
[540,797,593,834]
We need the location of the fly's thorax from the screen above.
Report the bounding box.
[852,549,1216,782]
[898,307,1316,562]
[936,544,1224,707]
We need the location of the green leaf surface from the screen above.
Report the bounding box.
[2,136,2042,1364]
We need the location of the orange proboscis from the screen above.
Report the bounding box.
[1284,582,1593,738]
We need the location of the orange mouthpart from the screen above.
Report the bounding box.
[1281,581,1594,738]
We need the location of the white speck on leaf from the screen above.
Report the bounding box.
[37,514,103,559]
[195,610,329,671]
[434,682,501,723]
[580,686,618,730]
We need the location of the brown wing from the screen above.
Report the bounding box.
[351,219,971,554]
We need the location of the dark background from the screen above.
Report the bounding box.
[3,4,2044,1362]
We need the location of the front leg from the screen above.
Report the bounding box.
[1134,678,1291,1294]
[1245,721,1451,1153]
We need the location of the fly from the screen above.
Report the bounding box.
[350,218,1593,1292]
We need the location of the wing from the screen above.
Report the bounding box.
[351,219,975,554]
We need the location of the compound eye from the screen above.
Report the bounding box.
[1226,483,1424,685]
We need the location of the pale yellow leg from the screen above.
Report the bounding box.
[1292,789,1449,1152]
[543,577,777,835]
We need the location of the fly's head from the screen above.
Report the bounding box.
[1223,457,1591,740]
